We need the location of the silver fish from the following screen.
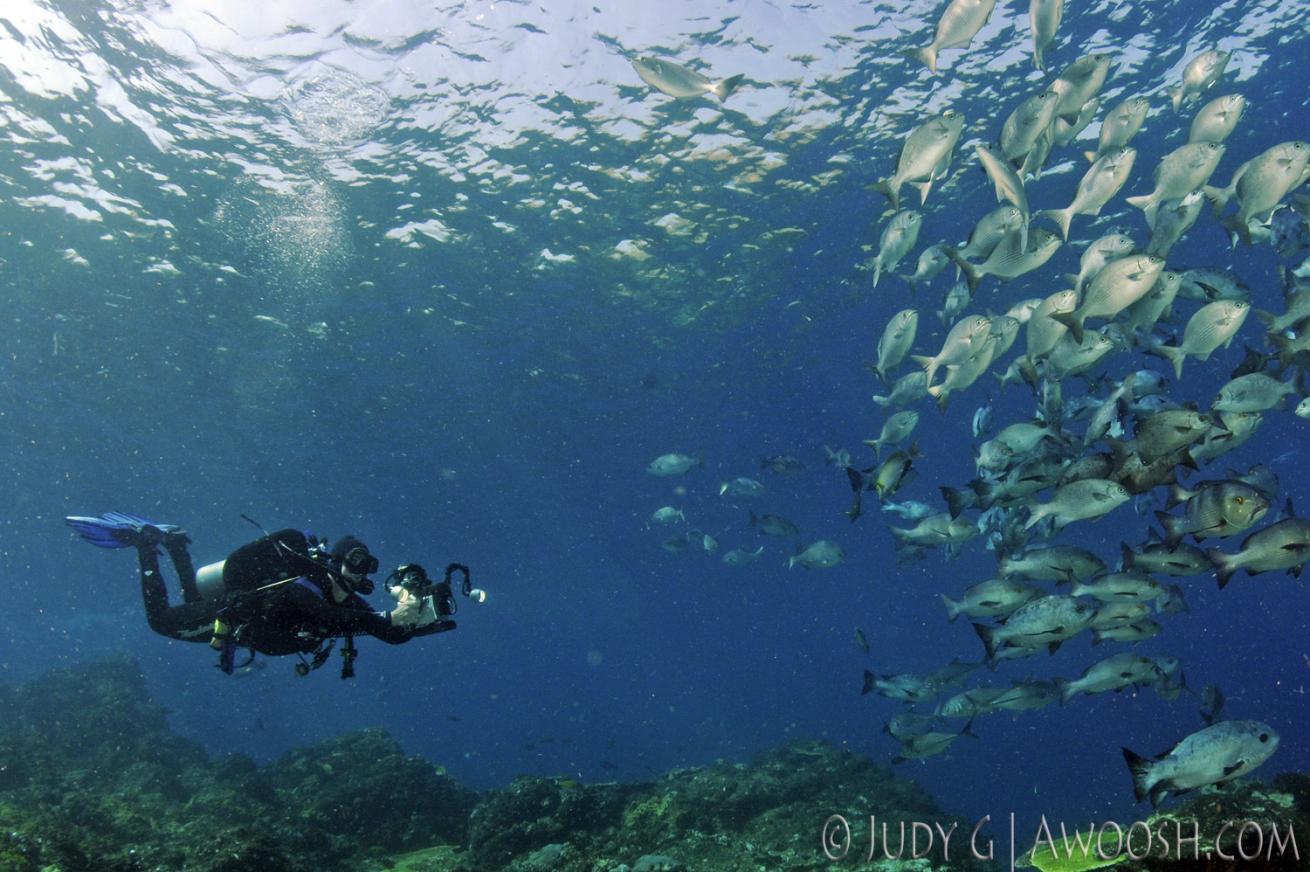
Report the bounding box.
[1152,299,1250,378]
[789,539,845,569]
[872,110,966,210]
[976,144,1030,247]
[1059,652,1166,703]
[973,595,1096,659]
[1053,253,1164,344]
[647,453,702,476]
[631,57,743,101]
[1188,94,1246,144]
[1086,96,1150,163]
[906,244,951,289]
[1124,721,1278,808]
[866,410,920,457]
[941,578,1042,622]
[1051,53,1113,121]
[938,281,971,327]
[1069,232,1136,296]
[1024,479,1130,531]
[649,506,686,524]
[872,370,930,408]
[1169,49,1230,113]
[1211,373,1297,414]
[1126,141,1226,224]
[1028,0,1064,71]
[906,0,998,74]
[875,309,920,384]
[948,227,1061,292]
[748,511,800,538]
[1002,89,1061,162]
[1146,190,1206,257]
[721,545,764,566]
[1209,518,1310,588]
[1041,146,1137,240]
[720,477,765,498]
[872,211,924,288]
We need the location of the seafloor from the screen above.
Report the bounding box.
[0,658,1303,872]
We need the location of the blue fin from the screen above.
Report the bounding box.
[65,512,179,549]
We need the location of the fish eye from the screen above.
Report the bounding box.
[1234,496,1245,504]
[1259,733,1269,743]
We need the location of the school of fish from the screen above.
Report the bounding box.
[634,0,1308,807]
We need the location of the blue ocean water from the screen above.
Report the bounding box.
[1,0,1308,846]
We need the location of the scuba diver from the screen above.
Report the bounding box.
[65,512,482,678]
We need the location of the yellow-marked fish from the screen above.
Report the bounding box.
[1156,479,1269,548]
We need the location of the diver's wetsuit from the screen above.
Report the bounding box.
[138,532,452,653]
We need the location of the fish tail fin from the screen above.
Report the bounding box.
[1040,207,1073,241]
[941,594,961,623]
[911,178,934,206]
[1203,184,1231,216]
[1208,548,1236,589]
[1048,308,1084,345]
[1168,86,1183,113]
[871,178,900,211]
[713,74,744,102]
[1083,150,1099,163]
[871,394,890,407]
[1155,510,1186,550]
[1023,505,1048,531]
[1150,344,1186,379]
[1164,483,1190,510]
[787,556,797,570]
[971,622,999,663]
[905,45,938,75]
[1120,541,1136,571]
[1125,193,1152,213]
[873,258,883,289]
[941,485,972,520]
[1056,679,1074,706]
[1122,747,1154,804]
[1253,308,1275,328]
[861,668,875,695]
[943,246,983,293]
[1222,213,1253,246]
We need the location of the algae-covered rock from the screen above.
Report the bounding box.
[0,658,475,872]
[464,739,980,871]
[267,727,478,855]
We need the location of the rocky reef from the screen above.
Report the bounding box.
[0,656,476,872]
[1,657,1305,871]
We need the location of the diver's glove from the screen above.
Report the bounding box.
[387,587,423,628]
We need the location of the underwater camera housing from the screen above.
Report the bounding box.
[389,562,479,619]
